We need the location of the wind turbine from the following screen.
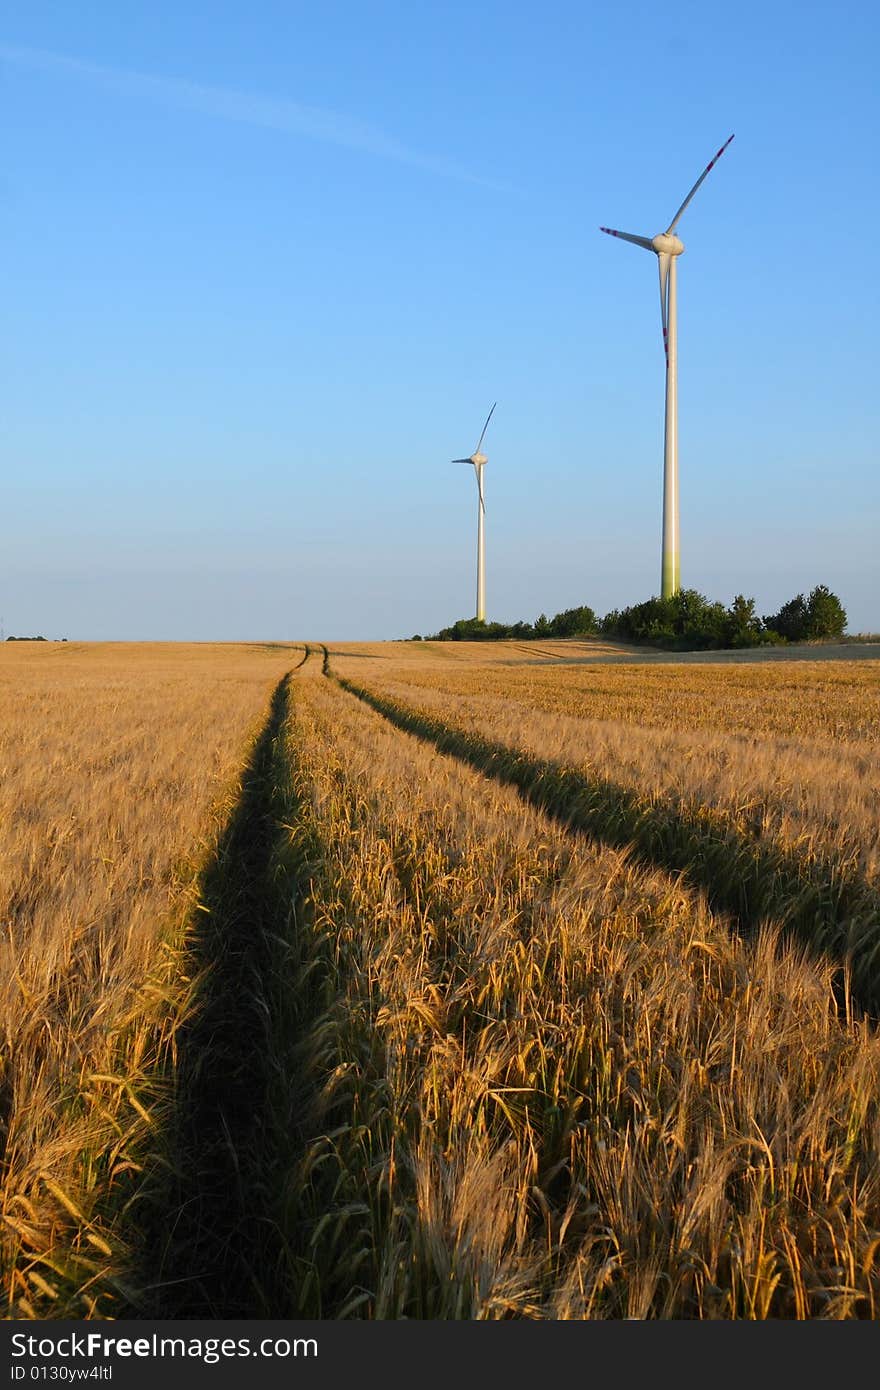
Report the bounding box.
[452,402,496,622]
[601,134,734,599]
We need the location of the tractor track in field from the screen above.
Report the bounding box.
[509,643,569,661]
[130,667,322,1317]
[323,656,880,1021]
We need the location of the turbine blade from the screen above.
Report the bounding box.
[474,401,496,455]
[599,227,654,251]
[452,458,472,464]
[665,134,735,233]
[658,253,670,364]
[477,468,485,514]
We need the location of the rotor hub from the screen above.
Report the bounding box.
[652,232,685,256]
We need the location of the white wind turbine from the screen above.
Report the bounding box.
[601,134,735,599]
[452,401,496,622]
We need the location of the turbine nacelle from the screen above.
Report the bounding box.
[652,232,684,257]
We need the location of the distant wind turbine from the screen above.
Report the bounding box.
[452,402,496,622]
[600,134,735,599]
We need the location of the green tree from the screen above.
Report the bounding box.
[763,593,809,641]
[805,584,847,639]
[724,594,763,647]
[669,589,728,646]
[548,605,598,637]
[603,589,772,650]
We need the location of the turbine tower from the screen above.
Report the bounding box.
[452,402,496,622]
[600,134,734,599]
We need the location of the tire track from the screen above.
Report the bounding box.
[130,669,320,1316]
[327,664,880,1020]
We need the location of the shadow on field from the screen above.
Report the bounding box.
[321,648,390,660]
[338,677,880,1021]
[127,671,314,1317]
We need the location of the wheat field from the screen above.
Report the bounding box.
[0,641,300,1316]
[3,638,880,1318]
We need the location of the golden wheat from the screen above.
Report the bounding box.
[346,676,879,874]
[287,669,880,1318]
[0,641,299,1317]
[5,637,880,1320]
[329,644,880,744]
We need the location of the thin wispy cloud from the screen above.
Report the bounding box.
[0,41,507,190]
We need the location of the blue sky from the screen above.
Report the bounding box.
[2,1,878,639]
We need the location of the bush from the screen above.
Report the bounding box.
[724,594,765,648]
[763,585,846,641]
[547,605,598,638]
[604,589,778,651]
[428,603,597,643]
[763,593,809,641]
[602,589,728,648]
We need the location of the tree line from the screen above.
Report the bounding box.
[417,584,847,650]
